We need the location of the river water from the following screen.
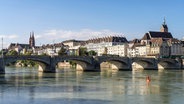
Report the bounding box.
[0,67,184,104]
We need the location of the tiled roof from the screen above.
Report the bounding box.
[129,39,141,43]
[62,39,84,43]
[142,33,151,40]
[8,43,30,50]
[149,31,173,39]
[168,38,180,43]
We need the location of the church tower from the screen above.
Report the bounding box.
[160,18,168,32]
[29,31,35,48]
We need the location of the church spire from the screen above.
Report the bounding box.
[29,31,35,48]
[163,17,166,25]
[160,17,168,32]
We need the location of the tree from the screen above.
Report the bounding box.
[24,51,32,55]
[6,50,18,56]
[88,50,97,56]
[58,47,67,56]
[79,47,88,56]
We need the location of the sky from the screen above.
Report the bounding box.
[0,0,184,48]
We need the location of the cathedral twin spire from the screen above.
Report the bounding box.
[29,31,35,48]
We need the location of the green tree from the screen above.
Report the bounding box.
[6,50,18,56]
[88,50,97,56]
[79,47,88,56]
[58,47,67,56]
[40,53,47,56]
[24,51,32,55]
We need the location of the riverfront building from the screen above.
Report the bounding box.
[8,31,36,54]
[84,36,128,56]
[127,19,183,58]
[6,19,184,58]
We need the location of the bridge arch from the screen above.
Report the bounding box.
[132,58,157,70]
[158,59,181,70]
[96,56,131,71]
[53,56,99,71]
[3,55,54,73]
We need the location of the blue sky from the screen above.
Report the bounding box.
[0,0,184,47]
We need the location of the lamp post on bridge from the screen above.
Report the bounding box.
[1,37,4,58]
[0,37,5,73]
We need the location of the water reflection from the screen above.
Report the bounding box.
[0,67,184,104]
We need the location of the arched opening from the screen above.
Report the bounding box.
[100,60,130,71]
[55,59,98,72]
[158,61,178,70]
[4,59,51,73]
[132,60,155,70]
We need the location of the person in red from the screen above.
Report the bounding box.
[146,75,151,83]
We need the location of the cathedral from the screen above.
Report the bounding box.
[8,31,36,53]
[29,31,35,48]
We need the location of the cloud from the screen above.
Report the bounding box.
[0,34,19,39]
[0,34,19,48]
[0,29,127,48]
[36,29,125,44]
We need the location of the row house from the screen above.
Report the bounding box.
[60,36,128,56]
[127,39,141,57]
[128,20,183,58]
[181,40,184,56]
[8,43,32,54]
[62,39,84,56]
[148,38,170,58]
[168,38,183,57]
[106,44,128,57]
[36,43,67,56]
[85,36,128,53]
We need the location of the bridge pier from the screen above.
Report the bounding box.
[0,67,5,74]
[182,59,184,69]
[0,59,5,74]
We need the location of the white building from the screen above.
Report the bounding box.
[63,39,83,48]
[37,43,66,56]
[127,47,136,57]
[106,44,128,57]
[85,36,128,56]
[135,45,147,57]
[85,42,113,52]
[127,39,141,57]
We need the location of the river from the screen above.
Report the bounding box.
[0,67,184,104]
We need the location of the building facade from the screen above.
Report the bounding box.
[84,36,128,55]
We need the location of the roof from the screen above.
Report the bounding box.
[129,43,145,49]
[168,38,180,43]
[8,43,30,50]
[129,38,141,43]
[142,33,151,40]
[62,39,84,43]
[148,31,173,39]
[86,36,128,44]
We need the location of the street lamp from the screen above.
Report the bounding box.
[1,37,4,71]
[1,37,3,58]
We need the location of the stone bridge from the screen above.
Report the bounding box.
[0,55,183,73]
